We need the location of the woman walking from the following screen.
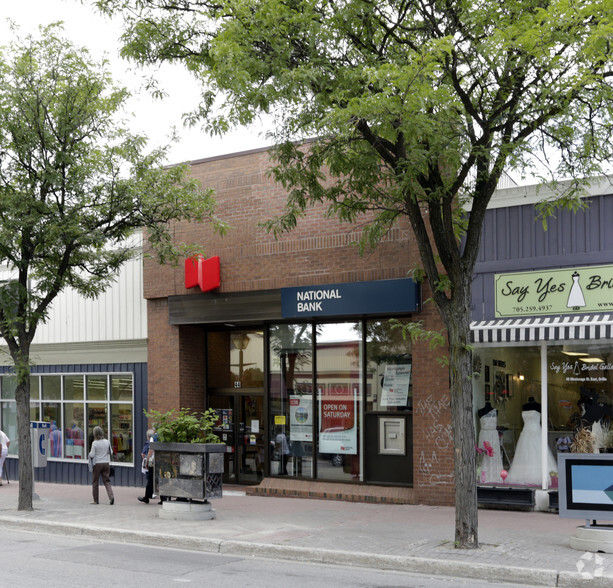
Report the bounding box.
[88,426,114,505]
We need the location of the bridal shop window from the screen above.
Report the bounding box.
[473,342,613,489]
[473,346,550,487]
[547,344,613,454]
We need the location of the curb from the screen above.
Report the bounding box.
[0,515,561,586]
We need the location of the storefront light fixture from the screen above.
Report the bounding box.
[231,333,250,350]
[517,373,525,381]
[561,350,590,357]
[579,356,604,363]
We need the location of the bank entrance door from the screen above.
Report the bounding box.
[210,393,266,485]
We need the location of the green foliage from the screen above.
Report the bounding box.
[144,408,222,444]
[93,0,613,315]
[0,23,228,355]
[0,23,227,510]
[390,319,446,352]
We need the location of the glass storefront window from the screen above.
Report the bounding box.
[1,376,16,400]
[30,376,40,400]
[1,401,17,456]
[207,330,265,389]
[64,404,85,459]
[366,319,412,412]
[87,375,107,400]
[64,375,84,400]
[547,344,613,448]
[269,323,314,478]
[87,402,107,450]
[111,375,133,401]
[42,376,61,400]
[472,344,590,489]
[42,402,62,457]
[111,403,133,462]
[316,322,362,482]
[0,372,133,464]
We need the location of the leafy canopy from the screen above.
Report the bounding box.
[94,0,613,314]
[0,23,227,355]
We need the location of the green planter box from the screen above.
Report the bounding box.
[151,442,226,500]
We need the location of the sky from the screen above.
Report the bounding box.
[0,0,270,165]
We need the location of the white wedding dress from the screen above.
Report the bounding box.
[477,410,504,483]
[506,410,557,485]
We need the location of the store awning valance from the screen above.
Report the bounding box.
[470,315,613,344]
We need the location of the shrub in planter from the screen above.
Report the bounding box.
[145,407,222,444]
[145,408,225,501]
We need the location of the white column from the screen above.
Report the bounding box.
[540,342,549,489]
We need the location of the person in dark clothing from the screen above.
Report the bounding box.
[138,428,155,504]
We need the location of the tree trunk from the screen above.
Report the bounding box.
[14,351,33,511]
[446,306,479,548]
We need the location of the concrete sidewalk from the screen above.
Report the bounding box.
[0,480,612,587]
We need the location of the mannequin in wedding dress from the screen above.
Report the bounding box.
[477,402,504,483]
[506,397,557,485]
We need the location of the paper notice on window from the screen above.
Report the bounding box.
[380,364,412,407]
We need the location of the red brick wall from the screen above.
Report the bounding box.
[145,147,454,505]
[143,148,415,298]
[147,299,206,414]
[411,286,455,505]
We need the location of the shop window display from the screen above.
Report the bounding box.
[0,372,133,464]
[473,343,613,488]
[0,376,41,456]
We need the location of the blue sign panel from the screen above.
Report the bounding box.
[281,278,420,319]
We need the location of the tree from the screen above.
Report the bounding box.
[94,0,613,547]
[0,24,227,511]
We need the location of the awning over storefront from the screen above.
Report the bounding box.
[471,314,613,344]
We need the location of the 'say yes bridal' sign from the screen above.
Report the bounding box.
[495,264,613,317]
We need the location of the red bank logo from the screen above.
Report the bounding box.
[184,255,221,292]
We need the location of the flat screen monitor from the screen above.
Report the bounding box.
[558,454,613,521]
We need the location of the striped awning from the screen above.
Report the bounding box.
[470,314,613,344]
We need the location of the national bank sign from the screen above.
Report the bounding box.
[281,278,420,319]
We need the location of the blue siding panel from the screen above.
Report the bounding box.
[473,193,613,321]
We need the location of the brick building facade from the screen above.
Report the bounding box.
[144,147,453,505]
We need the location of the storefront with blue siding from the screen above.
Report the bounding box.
[1,362,147,488]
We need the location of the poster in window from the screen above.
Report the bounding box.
[380,364,412,407]
[289,395,313,442]
[318,384,357,455]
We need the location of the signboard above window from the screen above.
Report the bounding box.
[495,264,613,318]
[281,278,420,319]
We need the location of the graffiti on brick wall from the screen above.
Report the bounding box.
[417,394,454,486]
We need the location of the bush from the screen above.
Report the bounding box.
[145,408,221,444]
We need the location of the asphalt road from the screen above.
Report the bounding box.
[2,528,544,588]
